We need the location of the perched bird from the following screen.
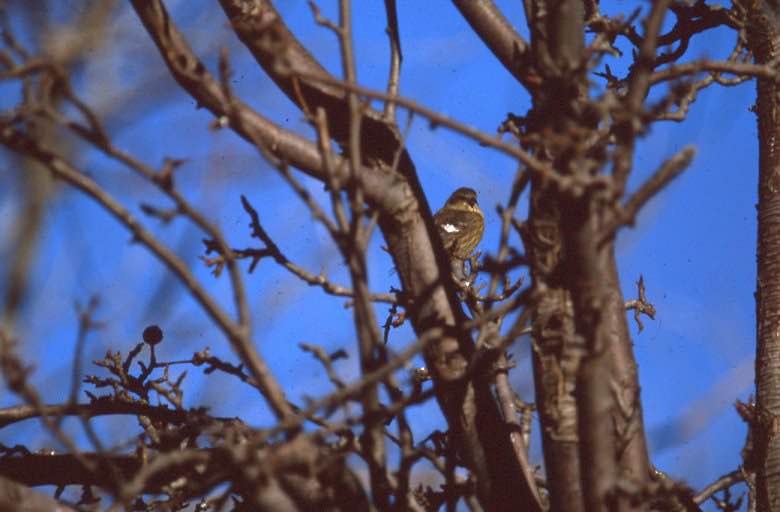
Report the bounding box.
[433,187,484,274]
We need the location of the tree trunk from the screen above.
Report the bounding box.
[563,204,651,512]
[749,3,780,510]
[526,188,585,512]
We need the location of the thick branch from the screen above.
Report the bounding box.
[451,0,535,88]
[0,476,77,512]
[0,401,227,429]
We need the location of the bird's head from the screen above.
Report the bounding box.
[444,187,481,214]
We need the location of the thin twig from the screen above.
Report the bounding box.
[383,0,402,121]
[288,69,559,178]
[299,343,348,390]
[239,196,396,304]
[650,58,779,86]
[693,469,745,505]
[0,125,293,421]
[624,275,656,332]
[613,145,696,232]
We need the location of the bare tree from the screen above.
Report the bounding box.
[0,0,774,510]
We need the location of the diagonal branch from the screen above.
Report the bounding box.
[382,0,402,121]
[128,0,338,183]
[626,0,674,110]
[132,2,543,509]
[239,195,397,304]
[217,0,404,165]
[451,0,535,89]
[0,125,293,422]
[615,146,696,232]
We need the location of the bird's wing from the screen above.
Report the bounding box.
[433,210,470,235]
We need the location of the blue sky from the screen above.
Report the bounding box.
[0,1,756,508]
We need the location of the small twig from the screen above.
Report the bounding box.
[238,196,396,304]
[494,354,544,509]
[139,202,179,223]
[693,469,745,505]
[0,333,100,477]
[614,145,696,232]
[288,68,561,181]
[190,347,255,387]
[650,58,780,86]
[0,400,232,429]
[624,275,656,332]
[308,1,341,33]
[382,302,407,345]
[299,342,348,390]
[382,0,402,121]
[0,125,293,421]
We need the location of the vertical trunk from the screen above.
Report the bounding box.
[525,1,591,510]
[526,190,585,512]
[605,251,652,483]
[564,207,651,512]
[531,289,585,512]
[378,210,542,512]
[749,3,780,509]
[525,0,652,507]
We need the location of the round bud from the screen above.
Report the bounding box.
[142,325,164,346]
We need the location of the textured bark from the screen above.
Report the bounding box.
[525,0,651,509]
[451,0,534,88]
[0,476,78,512]
[531,290,584,512]
[604,249,653,487]
[0,442,371,510]
[130,1,542,509]
[526,189,585,512]
[748,2,780,510]
[564,207,651,512]
[525,1,589,510]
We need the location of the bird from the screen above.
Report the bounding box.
[433,187,484,280]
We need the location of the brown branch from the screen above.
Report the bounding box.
[133,2,543,508]
[239,195,397,304]
[0,451,207,491]
[451,0,535,89]
[693,469,745,505]
[615,145,696,231]
[128,0,343,183]
[0,125,293,422]
[382,0,402,121]
[624,275,657,333]
[614,0,673,191]
[0,401,229,429]
[293,68,559,179]
[217,0,394,160]
[0,476,78,512]
[651,58,779,85]
[494,354,544,508]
